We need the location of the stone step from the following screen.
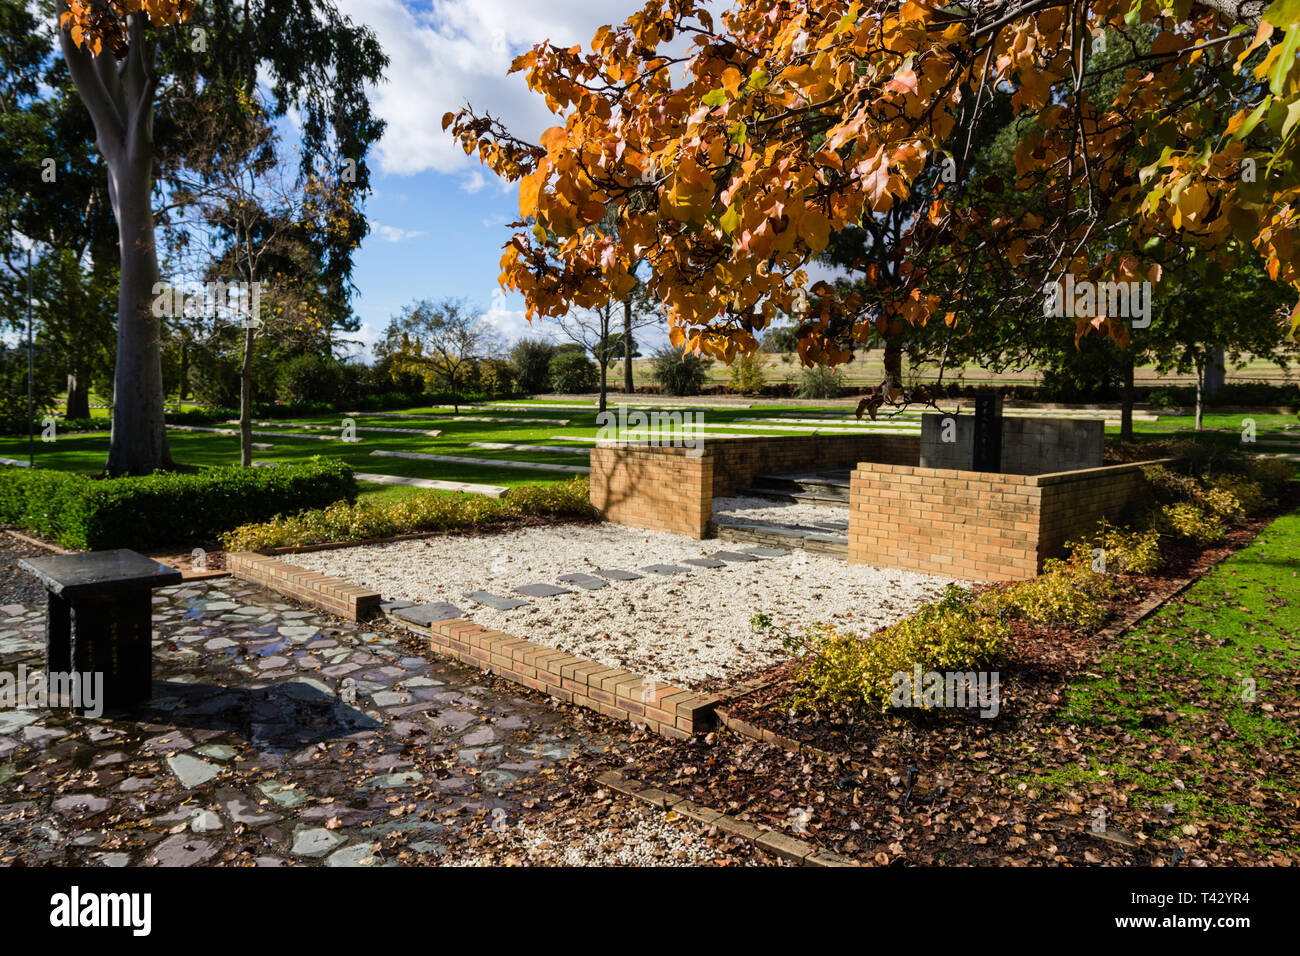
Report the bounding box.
[712,522,848,558]
[734,488,851,509]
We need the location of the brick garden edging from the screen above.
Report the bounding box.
[226,551,381,621]
[593,768,858,866]
[402,614,719,740]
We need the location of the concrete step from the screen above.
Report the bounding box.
[711,522,848,558]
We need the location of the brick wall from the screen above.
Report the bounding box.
[589,435,919,539]
[847,459,1167,581]
[227,551,381,620]
[589,443,714,538]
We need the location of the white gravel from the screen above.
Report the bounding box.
[447,809,761,866]
[290,522,960,690]
[712,495,850,534]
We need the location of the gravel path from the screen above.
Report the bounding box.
[290,523,960,691]
[712,496,850,534]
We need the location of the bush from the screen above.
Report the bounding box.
[1157,502,1226,544]
[795,364,844,399]
[221,477,596,550]
[276,354,349,405]
[510,339,556,394]
[784,590,1006,716]
[1245,457,1296,497]
[1069,521,1163,575]
[728,353,766,395]
[979,559,1115,630]
[0,458,356,551]
[548,350,598,393]
[1209,474,1270,515]
[476,358,518,398]
[652,348,711,396]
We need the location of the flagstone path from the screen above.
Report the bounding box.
[0,579,642,867]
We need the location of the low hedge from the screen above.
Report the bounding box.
[220,477,596,551]
[0,457,356,551]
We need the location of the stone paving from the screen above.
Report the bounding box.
[0,579,636,867]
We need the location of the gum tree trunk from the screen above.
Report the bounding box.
[239,325,254,467]
[623,297,634,395]
[60,12,172,475]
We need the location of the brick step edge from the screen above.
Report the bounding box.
[594,769,859,866]
[390,611,718,742]
[226,551,381,621]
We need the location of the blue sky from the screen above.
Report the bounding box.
[333,0,652,361]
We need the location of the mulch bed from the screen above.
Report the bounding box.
[598,497,1297,867]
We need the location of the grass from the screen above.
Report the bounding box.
[4,401,1296,505]
[1022,504,1300,848]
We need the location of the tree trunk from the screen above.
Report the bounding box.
[1194,355,1205,432]
[1203,344,1226,397]
[599,357,608,413]
[178,339,189,401]
[65,372,90,420]
[61,14,172,476]
[1120,349,1134,443]
[105,159,172,475]
[239,325,254,467]
[623,297,634,395]
[882,320,905,399]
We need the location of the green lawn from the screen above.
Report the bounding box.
[1022,504,1300,850]
[4,403,1296,505]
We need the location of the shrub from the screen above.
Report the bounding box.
[728,352,766,395]
[785,593,1006,716]
[476,358,518,398]
[1157,502,1226,544]
[510,339,556,394]
[1244,457,1296,497]
[1209,474,1270,515]
[978,559,1115,630]
[1069,521,1163,575]
[548,350,598,393]
[0,458,356,551]
[795,364,844,399]
[276,354,348,405]
[652,347,711,396]
[220,477,596,551]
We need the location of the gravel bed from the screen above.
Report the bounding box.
[447,805,766,866]
[290,523,960,690]
[0,530,56,605]
[712,495,850,534]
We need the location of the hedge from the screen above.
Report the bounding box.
[221,477,595,551]
[0,457,357,551]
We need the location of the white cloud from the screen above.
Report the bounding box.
[369,222,425,242]
[335,0,646,177]
[461,170,488,194]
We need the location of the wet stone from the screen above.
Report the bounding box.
[151,835,217,867]
[190,810,223,833]
[326,843,376,867]
[291,827,345,858]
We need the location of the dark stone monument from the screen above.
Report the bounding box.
[971,394,1004,472]
[18,549,183,713]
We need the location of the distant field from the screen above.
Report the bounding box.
[623,349,1300,389]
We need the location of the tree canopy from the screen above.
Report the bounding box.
[447,0,1300,378]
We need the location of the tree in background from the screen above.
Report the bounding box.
[58,0,386,474]
[509,338,557,394]
[448,0,1300,405]
[378,300,502,414]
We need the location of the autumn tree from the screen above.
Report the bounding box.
[58,0,385,474]
[448,0,1300,412]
